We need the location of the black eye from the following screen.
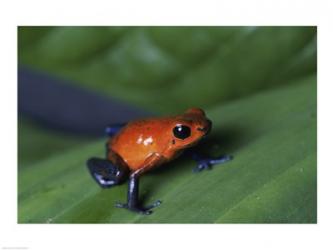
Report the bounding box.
[173,125,191,140]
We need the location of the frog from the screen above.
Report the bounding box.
[87,108,232,215]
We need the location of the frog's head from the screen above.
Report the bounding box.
[170,108,212,149]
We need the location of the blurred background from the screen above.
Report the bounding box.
[18,26,316,167]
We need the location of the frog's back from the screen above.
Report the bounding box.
[108,118,172,170]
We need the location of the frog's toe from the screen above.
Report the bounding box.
[115,200,161,215]
[115,202,128,209]
[144,200,162,210]
[211,155,233,164]
[193,160,211,172]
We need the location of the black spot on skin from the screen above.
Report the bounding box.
[172,139,175,145]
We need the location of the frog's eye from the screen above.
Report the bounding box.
[173,124,191,140]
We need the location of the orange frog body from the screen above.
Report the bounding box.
[109,108,212,172]
[87,108,232,215]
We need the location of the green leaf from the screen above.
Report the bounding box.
[18,27,316,113]
[18,75,316,223]
[18,118,92,166]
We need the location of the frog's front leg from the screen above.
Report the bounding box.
[187,149,233,172]
[115,153,164,215]
[115,173,162,215]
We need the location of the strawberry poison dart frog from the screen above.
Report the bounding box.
[87,108,232,215]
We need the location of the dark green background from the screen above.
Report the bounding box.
[18,27,317,223]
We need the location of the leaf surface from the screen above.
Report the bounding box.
[18,76,316,223]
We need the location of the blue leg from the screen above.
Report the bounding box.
[115,173,162,215]
[105,123,126,137]
[186,149,233,173]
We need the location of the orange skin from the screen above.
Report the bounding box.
[107,108,212,175]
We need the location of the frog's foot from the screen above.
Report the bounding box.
[115,200,162,215]
[193,155,233,173]
[87,158,127,188]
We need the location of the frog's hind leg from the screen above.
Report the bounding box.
[87,158,128,188]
